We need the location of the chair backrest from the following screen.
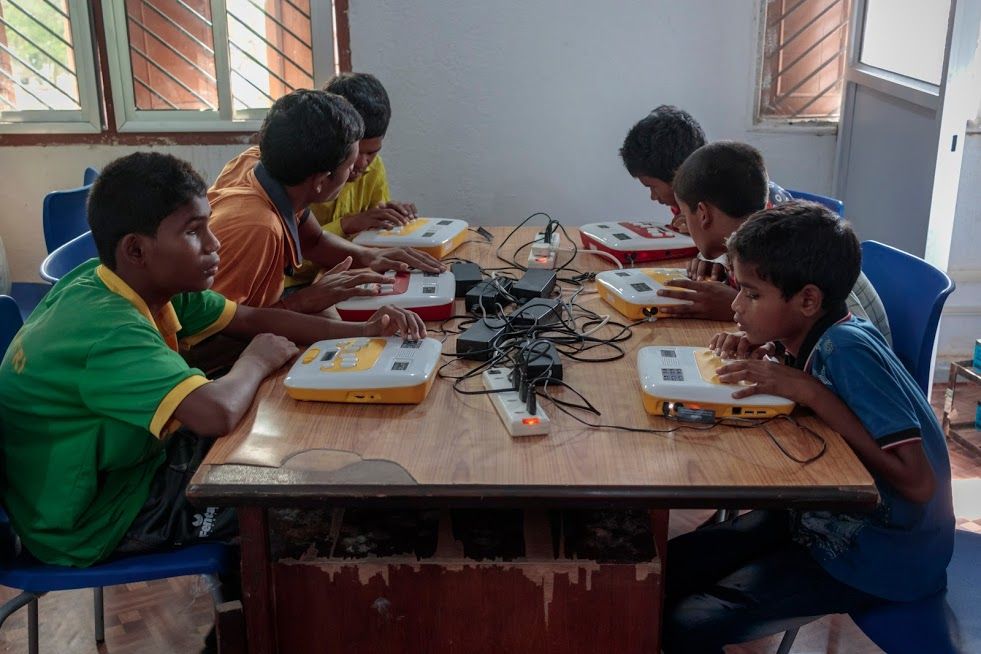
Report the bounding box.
[785,189,845,217]
[82,167,99,186]
[861,240,955,394]
[39,231,98,285]
[0,295,22,357]
[42,184,92,254]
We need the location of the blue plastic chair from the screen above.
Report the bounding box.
[42,184,92,254]
[860,240,955,395]
[785,189,845,217]
[82,167,99,186]
[849,529,981,653]
[0,293,232,652]
[0,527,230,652]
[0,295,22,354]
[778,530,981,654]
[39,231,97,284]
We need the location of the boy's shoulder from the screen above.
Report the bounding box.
[814,315,888,360]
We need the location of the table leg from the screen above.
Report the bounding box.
[650,508,670,654]
[240,506,276,654]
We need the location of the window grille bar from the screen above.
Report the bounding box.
[132,74,181,109]
[280,0,311,21]
[773,0,843,55]
[126,14,217,83]
[33,0,69,21]
[129,42,217,108]
[243,0,310,46]
[227,11,309,76]
[172,0,213,27]
[0,15,77,78]
[4,0,73,50]
[0,40,78,104]
[138,0,215,55]
[788,77,842,117]
[228,40,292,91]
[229,67,276,104]
[773,19,847,81]
[771,51,841,105]
[766,0,809,29]
[0,65,55,109]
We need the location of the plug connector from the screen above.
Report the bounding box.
[527,230,561,269]
[483,367,550,437]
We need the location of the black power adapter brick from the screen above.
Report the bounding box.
[509,297,562,327]
[466,278,514,314]
[522,342,562,383]
[512,268,557,300]
[450,261,483,298]
[456,318,508,360]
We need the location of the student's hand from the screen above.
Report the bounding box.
[364,247,446,274]
[709,331,776,360]
[655,279,737,321]
[240,333,299,376]
[669,213,690,234]
[340,202,416,234]
[384,201,417,219]
[687,257,727,282]
[716,359,820,404]
[287,257,389,313]
[362,305,427,341]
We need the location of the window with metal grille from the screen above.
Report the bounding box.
[0,0,335,135]
[104,0,330,131]
[758,0,851,124]
[0,0,101,132]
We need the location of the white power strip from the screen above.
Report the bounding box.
[527,230,561,269]
[482,367,551,436]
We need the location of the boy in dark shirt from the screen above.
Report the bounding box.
[662,203,953,652]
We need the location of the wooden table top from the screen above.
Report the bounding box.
[187,226,877,510]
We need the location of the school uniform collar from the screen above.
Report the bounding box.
[95,265,182,352]
[783,303,851,373]
[252,161,308,271]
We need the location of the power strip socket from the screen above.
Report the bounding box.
[527,230,561,269]
[482,367,550,436]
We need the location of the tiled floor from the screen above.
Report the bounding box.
[0,389,979,653]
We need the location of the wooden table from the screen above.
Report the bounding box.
[188,227,877,654]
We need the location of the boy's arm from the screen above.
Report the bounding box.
[297,213,444,273]
[655,278,737,321]
[173,334,298,437]
[716,358,936,503]
[340,203,417,234]
[221,303,427,345]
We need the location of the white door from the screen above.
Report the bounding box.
[833,0,981,268]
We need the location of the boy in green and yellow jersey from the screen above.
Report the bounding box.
[0,152,425,572]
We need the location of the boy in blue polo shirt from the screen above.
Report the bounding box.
[0,152,425,571]
[661,203,954,652]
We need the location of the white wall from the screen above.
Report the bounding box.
[349,0,837,225]
[937,134,981,370]
[0,144,246,281]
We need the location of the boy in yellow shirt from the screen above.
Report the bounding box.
[291,73,418,286]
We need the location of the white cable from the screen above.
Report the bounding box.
[555,246,623,269]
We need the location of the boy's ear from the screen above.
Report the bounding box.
[117,234,151,268]
[795,283,824,318]
[696,201,715,230]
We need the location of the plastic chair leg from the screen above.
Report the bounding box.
[27,597,38,654]
[205,573,224,605]
[0,591,38,629]
[94,586,104,643]
[776,626,799,654]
